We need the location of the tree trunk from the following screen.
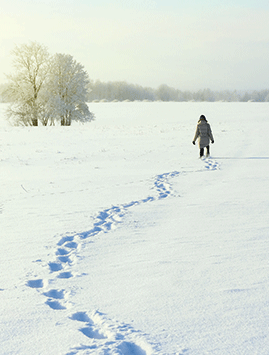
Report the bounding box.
[61,117,71,126]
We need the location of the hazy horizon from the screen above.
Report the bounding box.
[1,0,269,91]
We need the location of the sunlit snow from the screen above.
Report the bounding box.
[1,102,269,354]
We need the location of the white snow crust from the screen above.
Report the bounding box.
[1,102,269,354]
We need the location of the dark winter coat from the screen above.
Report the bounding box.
[193,119,214,149]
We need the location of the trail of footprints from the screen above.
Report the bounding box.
[26,165,216,354]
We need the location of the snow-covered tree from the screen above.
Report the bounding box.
[46,53,94,125]
[5,43,94,126]
[5,42,51,126]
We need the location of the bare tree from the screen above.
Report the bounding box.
[5,42,51,126]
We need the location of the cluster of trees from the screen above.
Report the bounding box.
[2,42,94,126]
[87,81,269,103]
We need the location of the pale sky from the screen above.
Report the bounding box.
[1,0,269,90]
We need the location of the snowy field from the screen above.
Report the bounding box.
[1,101,269,355]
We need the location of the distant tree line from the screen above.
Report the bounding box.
[2,62,269,106]
[86,81,269,103]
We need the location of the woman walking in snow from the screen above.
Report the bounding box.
[192,115,214,158]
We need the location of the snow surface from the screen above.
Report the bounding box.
[1,101,269,355]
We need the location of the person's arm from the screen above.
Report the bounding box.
[192,125,199,144]
[208,125,214,143]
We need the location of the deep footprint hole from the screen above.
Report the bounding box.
[26,279,43,288]
[45,299,66,310]
[117,341,146,355]
[57,255,71,263]
[48,262,63,272]
[56,248,70,256]
[79,327,106,340]
[57,271,73,279]
[43,289,65,299]
[70,311,91,323]
[64,241,78,249]
[57,236,74,246]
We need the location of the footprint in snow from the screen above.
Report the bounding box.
[79,327,107,340]
[70,311,107,340]
[55,247,74,264]
[45,299,66,310]
[117,341,147,355]
[64,241,78,249]
[26,279,44,288]
[48,262,63,272]
[57,271,73,279]
[154,171,180,199]
[56,247,70,256]
[43,289,70,310]
[68,311,151,355]
[57,236,80,251]
[57,235,75,246]
[204,158,220,171]
[71,311,91,322]
[43,289,65,299]
[26,278,69,310]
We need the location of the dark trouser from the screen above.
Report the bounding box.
[200,145,210,157]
